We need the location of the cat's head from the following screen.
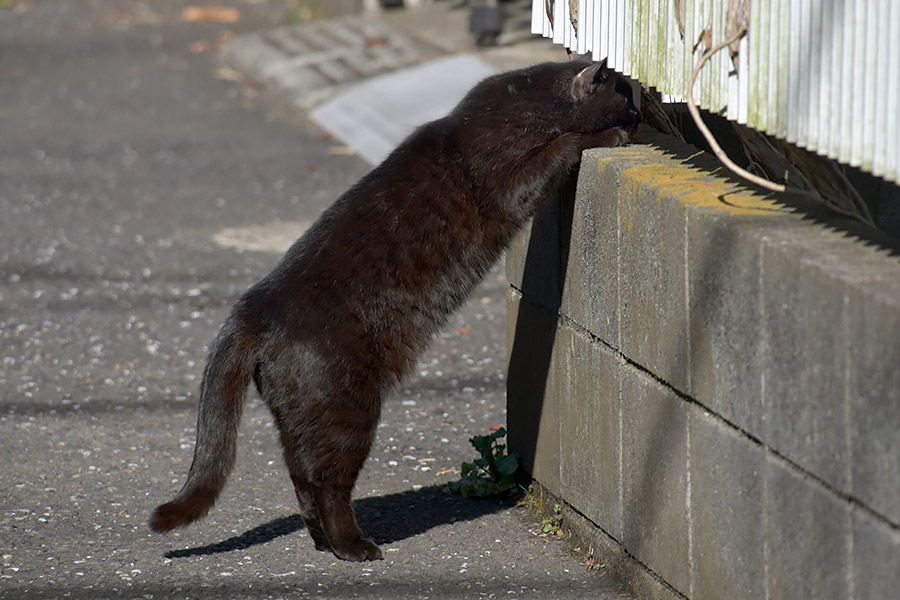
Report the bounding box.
[451,58,639,143]
[565,58,641,134]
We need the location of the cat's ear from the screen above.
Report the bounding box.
[570,59,609,102]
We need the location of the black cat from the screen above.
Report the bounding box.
[150,59,639,561]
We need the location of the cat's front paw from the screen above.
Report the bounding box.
[579,127,631,151]
[597,126,630,148]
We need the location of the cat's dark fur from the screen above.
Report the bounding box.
[150,59,639,561]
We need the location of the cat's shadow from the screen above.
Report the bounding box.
[163,484,510,559]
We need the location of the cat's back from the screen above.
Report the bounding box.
[236,120,478,326]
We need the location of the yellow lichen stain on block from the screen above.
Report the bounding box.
[620,164,783,216]
[595,157,614,172]
[593,150,654,175]
[621,177,647,236]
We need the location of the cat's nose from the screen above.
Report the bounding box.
[624,106,641,132]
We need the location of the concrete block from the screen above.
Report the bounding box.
[765,455,851,600]
[263,27,313,55]
[559,328,622,540]
[853,508,900,600]
[505,220,529,291]
[271,66,333,101]
[506,126,900,600]
[506,289,561,493]
[847,274,900,524]
[621,363,690,596]
[506,190,565,312]
[617,168,691,394]
[605,129,764,396]
[561,149,621,348]
[689,407,765,600]
[686,208,768,440]
[533,480,684,600]
[761,228,851,493]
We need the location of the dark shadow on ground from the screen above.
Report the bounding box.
[164,484,511,559]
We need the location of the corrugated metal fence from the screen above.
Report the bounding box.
[532,0,900,184]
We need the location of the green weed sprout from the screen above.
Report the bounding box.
[447,427,520,498]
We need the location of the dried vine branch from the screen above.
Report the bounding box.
[686,25,874,226]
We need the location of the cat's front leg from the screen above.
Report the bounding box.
[501,128,631,221]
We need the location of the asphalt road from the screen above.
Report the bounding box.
[1,2,632,598]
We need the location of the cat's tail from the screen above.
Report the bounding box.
[149,320,258,533]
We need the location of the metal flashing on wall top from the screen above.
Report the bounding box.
[532,0,900,184]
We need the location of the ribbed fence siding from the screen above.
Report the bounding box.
[532,0,900,183]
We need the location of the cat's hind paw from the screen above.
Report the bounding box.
[332,537,383,562]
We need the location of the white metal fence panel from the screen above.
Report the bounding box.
[531,0,900,183]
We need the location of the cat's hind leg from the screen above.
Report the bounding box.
[313,483,382,561]
[289,475,332,552]
[266,386,382,560]
[304,393,383,561]
[258,377,334,553]
[258,343,383,561]
[269,415,334,552]
[290,465,381,561]
[306,409,383,562]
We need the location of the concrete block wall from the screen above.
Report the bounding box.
[506,129,900,600]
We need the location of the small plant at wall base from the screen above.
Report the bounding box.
[540,503,564,538]
[447,427,520,498]
[518,485,565,539]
